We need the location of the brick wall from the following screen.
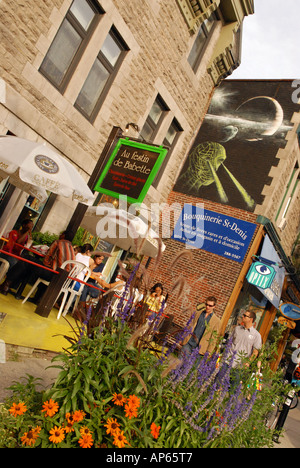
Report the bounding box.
[146,191,259,328]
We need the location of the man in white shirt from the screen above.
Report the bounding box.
[228,310,262,392]
[231,310,262,368]
[232,310,262,367]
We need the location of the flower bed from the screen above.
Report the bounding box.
[0,261,290,448]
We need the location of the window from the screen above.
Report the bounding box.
[188,13,217,71]
[152,118,183,187]
[276,163,300,225]
[74,28,128,121]
[163,119,182,148]
[39,0,103,91]
[140,95,170,141]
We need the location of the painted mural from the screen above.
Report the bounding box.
[174,80,299,211]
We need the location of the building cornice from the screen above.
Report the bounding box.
[176,0,254,84]
[176,0,254,32]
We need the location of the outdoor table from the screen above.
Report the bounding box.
[0,237,47,298]
[14,248,46,299]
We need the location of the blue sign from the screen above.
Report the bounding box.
[280,302,300,321]
[171,205,257,263]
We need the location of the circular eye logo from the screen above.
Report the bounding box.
[255,264,271,276]
[35,155,59,174]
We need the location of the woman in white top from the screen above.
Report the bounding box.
[73,243,93,291]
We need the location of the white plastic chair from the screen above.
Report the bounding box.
[60,265,92,319]
[0,258,10,283]
[22,260,91,319]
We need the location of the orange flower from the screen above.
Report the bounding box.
[112,393,127,406]
[80,426,92,436]
[42,399,59,417]
[150,422,161,439]
[73,409,86,422]
[64,421,75,434]
[124,403,138,419]
[9,402,27,417]
[104,417,120,435]
[65,412,75,424]
[49,426,65,444]
[32,426,42,438]
[78,433,93,448]
[21,426,41,447]
[127,395,140,408]
[113,428,128,448]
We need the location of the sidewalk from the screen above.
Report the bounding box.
[273,402,300,448]
[0,357,61,402]
[0,288,78,353]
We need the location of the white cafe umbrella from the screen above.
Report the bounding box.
[0,136,95,204]
[0,135,95,237]
[81,205,166,258]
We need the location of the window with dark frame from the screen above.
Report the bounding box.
[74,28,129,121]
[39,0,103,91]
[187,13,217,72]
[152,118,183,187]
[140,95,170,142]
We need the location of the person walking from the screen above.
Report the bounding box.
[181,296,222,357]
[229,310,262,392]
[231,310,262,368]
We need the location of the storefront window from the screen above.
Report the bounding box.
[13,193,50,230]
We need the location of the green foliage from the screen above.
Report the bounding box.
[0,268,293,448]
[32,231,58,246]
[32,227,92,248]
[72,227,86,247]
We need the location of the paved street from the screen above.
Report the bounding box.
[274,402,300,448]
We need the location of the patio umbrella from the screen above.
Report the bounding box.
[0,136,95,204]
[0,135,95,237]
[81,204,166,258]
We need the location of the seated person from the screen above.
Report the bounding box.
[79,256,125,306]
[0,219,33,269]
[145,283,166,314]
[0,230,75,302]
[79,254,104,302]
[72,243,94,292]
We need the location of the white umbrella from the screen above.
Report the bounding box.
[0,135,95,237]
[81,204,165,258]
[0,136,95,205]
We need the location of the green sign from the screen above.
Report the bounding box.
[94,138,168,204]
[246,261,276,290]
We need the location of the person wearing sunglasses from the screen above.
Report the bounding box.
[181,296,221,358]
[231,310,262,368]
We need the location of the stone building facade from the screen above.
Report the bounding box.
[0,0,253,237]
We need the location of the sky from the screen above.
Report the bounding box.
[230,0,300,80]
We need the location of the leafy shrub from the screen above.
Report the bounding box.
[0,260,291,448]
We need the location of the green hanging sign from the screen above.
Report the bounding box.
[94,138,168,204]
[246,261,276,290]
